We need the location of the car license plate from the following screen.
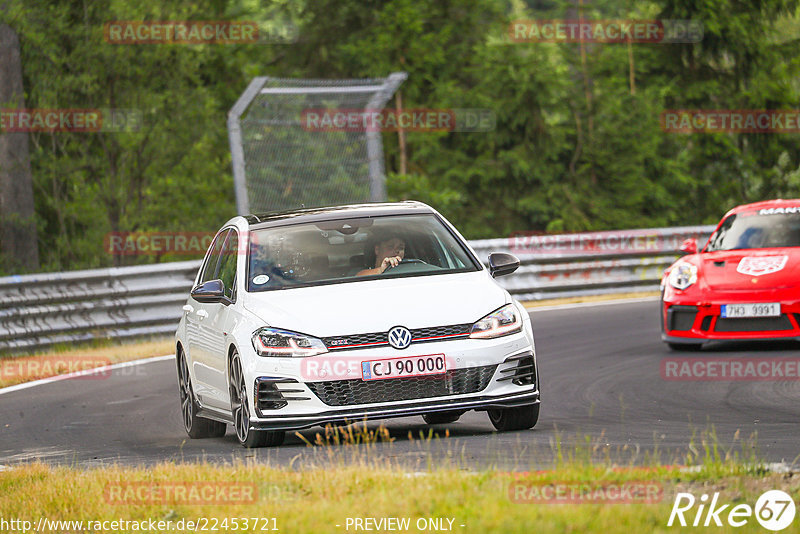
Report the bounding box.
[721,303,781,318]
[361,354,446,381]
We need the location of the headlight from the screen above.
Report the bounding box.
[668,263,698,290]
[252,327,328,358]
[470,304,523,339]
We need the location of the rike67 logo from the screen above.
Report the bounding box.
[668,490,796,531]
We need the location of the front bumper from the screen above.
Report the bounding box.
[250,389,540,431]
[662,297,800,342]
[242,330,538,431]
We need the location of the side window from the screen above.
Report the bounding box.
[199,230,229,284]
[218,231,239,300]
[706,216,734,252]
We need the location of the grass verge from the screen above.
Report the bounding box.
[0,457,796,533]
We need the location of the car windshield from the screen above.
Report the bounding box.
[246,214,479,291]
[706,209,800,251]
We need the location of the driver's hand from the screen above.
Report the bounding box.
[380,255,402,272]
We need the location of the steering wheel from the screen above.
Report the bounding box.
[383,258,432,273]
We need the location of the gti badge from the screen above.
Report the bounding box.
[387,326,412,349]
[736,255,788,276]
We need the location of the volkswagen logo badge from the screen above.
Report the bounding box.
[387,326,412,350]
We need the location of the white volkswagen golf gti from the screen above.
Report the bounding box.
[175,201,540,447]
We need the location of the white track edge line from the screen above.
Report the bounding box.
[0,354,173,396]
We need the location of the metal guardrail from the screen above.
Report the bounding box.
[0,261,201,354]
[0,226,715,354]
[472,225,715,301]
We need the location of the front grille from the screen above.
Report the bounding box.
[306,365,497,406]
[411,324,472,340]
[714,314,794,332]
[323,331,387,348]
[322,323,472,350]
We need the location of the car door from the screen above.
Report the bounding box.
[195,228,240,410]
[188,229,229,406]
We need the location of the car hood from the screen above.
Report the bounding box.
[697,248,800,290]
[242,271,508,337]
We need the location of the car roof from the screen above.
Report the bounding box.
[722,199,800,219]
[242,201,436,228]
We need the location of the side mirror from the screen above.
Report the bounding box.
[191,279,225,303]
[488,252,520,278]
[679,238,698,255]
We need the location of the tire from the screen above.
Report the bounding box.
[422,411,464,425]
[488,403,540,431]
[229,351,285,448]
[177,348,227,439]
[667,342,704,351]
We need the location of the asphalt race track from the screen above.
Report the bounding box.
[2,299,799,470]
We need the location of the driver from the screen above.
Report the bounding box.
[737,227,764,249]
[357,234,406,276]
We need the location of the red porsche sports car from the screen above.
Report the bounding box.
[661,199,800,350]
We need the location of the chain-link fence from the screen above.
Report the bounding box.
[228,74,407,215]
